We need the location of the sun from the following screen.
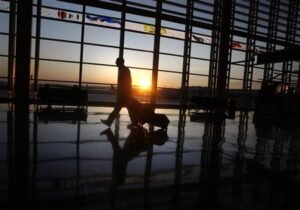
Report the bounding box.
[139,78,151,90]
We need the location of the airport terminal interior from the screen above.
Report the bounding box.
[1,0,300,209]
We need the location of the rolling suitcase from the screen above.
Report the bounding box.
[127,97,170,129]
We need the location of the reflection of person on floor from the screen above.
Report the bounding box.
[101,57,137,127]
[100,126,168,185]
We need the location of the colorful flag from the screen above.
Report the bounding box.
[192,35,204,43]
[57,10,67,19]
[40,8,266,54]
[86,15,121,25]
[143,24,167,35]
[231,41,242,49]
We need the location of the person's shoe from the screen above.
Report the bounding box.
[101,119,111,127]
[100,128,112,136]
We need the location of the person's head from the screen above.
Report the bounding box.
[116,57,125,66]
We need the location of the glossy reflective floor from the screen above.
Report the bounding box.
[0,104,300,210]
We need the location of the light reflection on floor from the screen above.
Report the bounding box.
[0,104,300,209]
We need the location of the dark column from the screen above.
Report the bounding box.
[216,0,232,99]
[79,3,86,89]
[298,65,300,89]
[8,0,16,98]
[76,122,81,204]
[181,0,194,106]
[34,0,41,93]
[31,111,38,204]
[198,121,225,209]
[173,108,187,208]
[143,146,153,210]
[119,0,126,58]
[14,0,32,208]
[151,0,162,105]
[7,108,14,205]
[15,1,32,105]
[233,111,248,208]
[263,0,280,82]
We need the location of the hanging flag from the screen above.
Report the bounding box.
[40,8,266,53]
[144,24,155,33]
[86,15,121,25]
[42,8,82,21]
[68,13,79,19]
[57,10,67,19]
[255,48,265,54]
[231,41,242,49]
[143,24,167,35]
[192,35,204,43]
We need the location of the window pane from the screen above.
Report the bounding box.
[158,71,182,88]
[160,37,184,55]
[157,72,181,105]
[127,1,156,12]
[252,68,264,81]
[130,68,152,103]
[31,38,36,58]
[125,31,154,51]
[40,40,80,61]
[0,0,9,11]
[82,64,117,102]
[32,17,36,36]
[83,45,119,65]
[162,2,187,18]
[229,79,242,89]
[230,65,244,79]
[41,19,81,42]
[189,75,208,88]
[191,43,210,59]
[161,20,185,30]
[0,56,8,77]
[190,59,209,75]
[42,0,82,11]
[86,7,120,19]
[39,60,79,82]
[231,50,245,63]
[0,12,9,33]
[159,54,183,72]
[124,50,153,69]
[0,35,8,55]
[252,81,261,90]
[82,64,117,85]
[130,68,152,88]
[30,59,35,82]
[126,13,155,24]
[193,27,212,36]
[85,26,120,46]
[193,11,213,23]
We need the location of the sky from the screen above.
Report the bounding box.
[1,0,297,90]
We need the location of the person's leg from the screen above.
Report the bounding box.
[102,104,122,126]
[127,107,138,125]
[100,128,127,185]
[126,97,140,127]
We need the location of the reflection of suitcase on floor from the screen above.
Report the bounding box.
[145,113,170,129]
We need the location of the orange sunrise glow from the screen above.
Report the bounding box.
[139,78,151,90]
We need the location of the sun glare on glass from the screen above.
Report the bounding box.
[139,78,151,90]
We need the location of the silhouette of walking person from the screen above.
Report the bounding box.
[100,127,169,185]
[101,57,137,127]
